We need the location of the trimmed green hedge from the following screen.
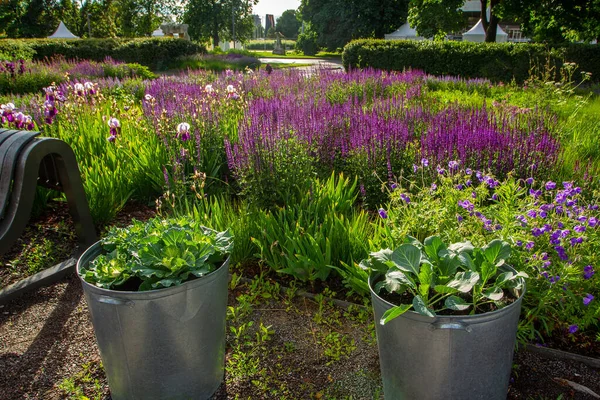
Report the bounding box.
[342,40,600,83]
[0,38,206,70]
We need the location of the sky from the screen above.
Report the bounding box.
[253,0,301,20]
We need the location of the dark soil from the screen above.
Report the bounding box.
[0,201,77,289]
[0,200,156,290]
[540,331,600,359]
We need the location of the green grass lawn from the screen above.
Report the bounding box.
[247,50,342,60]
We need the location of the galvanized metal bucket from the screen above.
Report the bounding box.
[77,242,228,400]
[369,271,524,400]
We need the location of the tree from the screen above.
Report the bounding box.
[183,0,258,46]
[407,0,465,39]
[275,9,301,39]
[408,0,504,42]
[299,0,409,51]
[499,0,600,42]
[6,0,60,37]
[0,0,27,37]
[479,0,500,42]
[119,0,177,37]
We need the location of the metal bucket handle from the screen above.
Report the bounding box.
[429,321,472,332]
[96,295,134,307]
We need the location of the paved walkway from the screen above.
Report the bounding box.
[259,57,343,71]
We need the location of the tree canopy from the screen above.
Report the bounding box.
[407,0,465,40]
[0,0,176,38]
[499,0,600,42]
[183,0,258,46]
[299,0,410,50]
[275,9,301,39]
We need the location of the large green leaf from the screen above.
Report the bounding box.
[418,262,435,298]
[391,244,422,275]
[447,271,481,293]
[380,304,412,325]
[434,285,459,294]
[424,235,445,263]
[368,248,394,272]
[480,261,497,284]
[447,241,474,254]
[458,252,476,272]
[412,295,435,317]
[482,240,511,266]
[385,270,415,292]
[483,286,504,301]
[445,295,471,311]
[437,251,461,277]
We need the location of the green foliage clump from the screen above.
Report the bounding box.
[363,237,526,324]
[342,39,600,83]
[377,166,600,341]
[252,173,374,283]
[296,29,319,56]
[0,38,205,70]
[0,40,37,61]
[81,217,233,291]
[102,62,156,80]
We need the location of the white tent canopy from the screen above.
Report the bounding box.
[151,28,165,37]
[384,22,424,40]
[48,21,79,39]
[462,19,508,43]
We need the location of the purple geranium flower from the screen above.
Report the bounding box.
[378,208,388,219]
[400,193,411,204]
[526,177,534,185]
[583,265,595,280]
[583,294,594,306]
[568,324,578,334]
[545,181,556,190]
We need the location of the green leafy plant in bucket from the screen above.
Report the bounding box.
[361,236,527,324]
[81,217,233,291]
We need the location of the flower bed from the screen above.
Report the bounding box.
[1,66,598,351]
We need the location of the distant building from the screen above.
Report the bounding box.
[265,14,275,34]
[251,14,263,39]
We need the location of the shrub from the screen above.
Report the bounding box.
[342,40,600,83]
[296,30,319,56]
[0,38,205,70]
[0,40,36,61]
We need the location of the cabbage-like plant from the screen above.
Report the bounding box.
[81,217,233,291]
[361,236,527,324]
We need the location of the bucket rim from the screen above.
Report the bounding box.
[368,265,525,323]
[76,240,230,299]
